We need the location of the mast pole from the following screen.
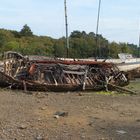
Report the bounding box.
[96,0,102,58]
[138,34,140,57]
[64,0,69,58]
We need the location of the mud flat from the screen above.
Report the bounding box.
[0,81,139,140]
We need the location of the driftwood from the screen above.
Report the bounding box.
[108,83,137,95]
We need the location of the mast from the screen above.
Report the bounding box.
[138,34,140,57]
[64,0,69,58]
[96,0,102,58]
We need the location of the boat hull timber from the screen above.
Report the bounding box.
[0,51,129,92]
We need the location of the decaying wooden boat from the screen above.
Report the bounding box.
[0,51,129,91]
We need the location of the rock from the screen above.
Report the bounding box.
[136,119,140,122]
[36,135,44,140]
[89,122,94,127]
[100,126,106,130]
[63,130,67,133]
[37,100,41,103]
[36,92,47,99]
[18,124,27,129]
[54,115,60,119]
[38,118,42,121]
[21,134,25,137]
[116,130,127,135]
[81,135,86,139]
[85,106,89,110]
[54,111,68,117]
[37,95,46,99]
[40,107,46,110]
[78,93,83,96]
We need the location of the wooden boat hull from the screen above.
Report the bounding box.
[0,51,129,92]
[0,71,105,91]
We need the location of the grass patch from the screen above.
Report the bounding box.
[96,91,115,95]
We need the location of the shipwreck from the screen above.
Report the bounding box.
[0,51,129,92]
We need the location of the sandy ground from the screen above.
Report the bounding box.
[0,82,140,140]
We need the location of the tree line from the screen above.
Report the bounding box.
[0,24,139,58]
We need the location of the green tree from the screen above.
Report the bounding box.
[70,31,83,38]
[20,24,33,37]
[0,34,6,48]
[53,39,66,57]
[109,42,121,58]
[3,41,19,52]
[0,28,138,58]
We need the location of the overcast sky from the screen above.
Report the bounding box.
[0,0,140,44]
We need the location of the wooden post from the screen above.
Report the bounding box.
[23,80,27,93]
[82,68,88,90]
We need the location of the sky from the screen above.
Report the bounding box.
[0,0,140,44]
